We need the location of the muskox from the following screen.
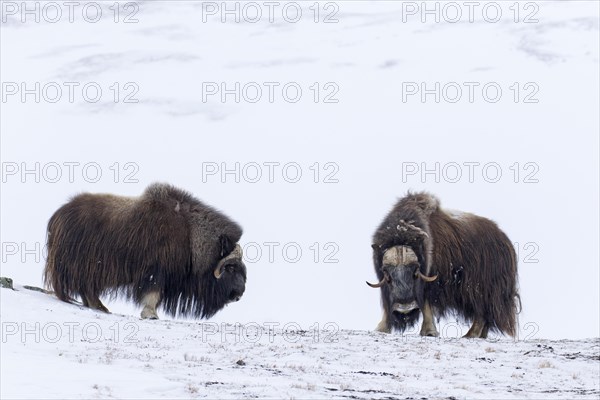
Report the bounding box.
[43,183,246,319]
[367,192,520,338]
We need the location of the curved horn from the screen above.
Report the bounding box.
[214,244,243,279]
[231,243,243,259]
[366,271,389,288]
[415,270,437,282]
[366,278,386,288]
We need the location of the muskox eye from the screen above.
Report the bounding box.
[226,265,235,273]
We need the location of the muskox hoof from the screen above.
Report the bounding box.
[141,309,159,320]
[463,319,487,338]
[462,333,481,339]
[375,320,391,334]
[97,305,110,314]
[87,301,110,313]
[420,328,439,337]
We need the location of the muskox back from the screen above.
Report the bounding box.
[427,208,519,336]
[44,183,244,318]
[371,192,520,337]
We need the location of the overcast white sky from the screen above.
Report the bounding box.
[1,1,598,340]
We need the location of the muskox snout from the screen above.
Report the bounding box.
[391,301,419,318]
[228,289,243,302]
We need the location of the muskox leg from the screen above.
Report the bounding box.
[464,318,486,338]
[85,294,110,313]
[80,293,90,308]
[419,301,439,337]
[140,291,161,320]
[79,286,91,307]
[480,324,489,339]
[375,309,391,333]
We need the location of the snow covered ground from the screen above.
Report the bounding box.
[2,0,599,341]
[1,1,599,398]
[1,284,599,399]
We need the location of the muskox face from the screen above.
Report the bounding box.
[368,245,431,330]
[381,246,422,324]
[217,258,247,303]
[213,243,247,303]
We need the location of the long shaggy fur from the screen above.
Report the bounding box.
[373,192,520,336]
[43,183,244,318]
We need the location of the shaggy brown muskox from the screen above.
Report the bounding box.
[367,192,520,338]
[44,183,246,319]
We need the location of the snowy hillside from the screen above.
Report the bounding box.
[1,0,599,398]
[1,284,598,399]
[2,0,599,341]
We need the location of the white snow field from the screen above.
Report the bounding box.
[1,0,599,398]
[1,284,599,399]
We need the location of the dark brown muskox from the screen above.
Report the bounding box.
[43,183,246,319]
[367,192,520,338]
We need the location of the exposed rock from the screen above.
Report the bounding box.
[0,277,14,290]
[23,285,50,294]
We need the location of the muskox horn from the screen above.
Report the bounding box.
[366,278,386,288]
[366,271,390,288]
[415,270,437,282]
[214,244,243,279]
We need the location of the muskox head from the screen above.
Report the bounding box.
[213,241,247,304]
[367,245,437,330]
